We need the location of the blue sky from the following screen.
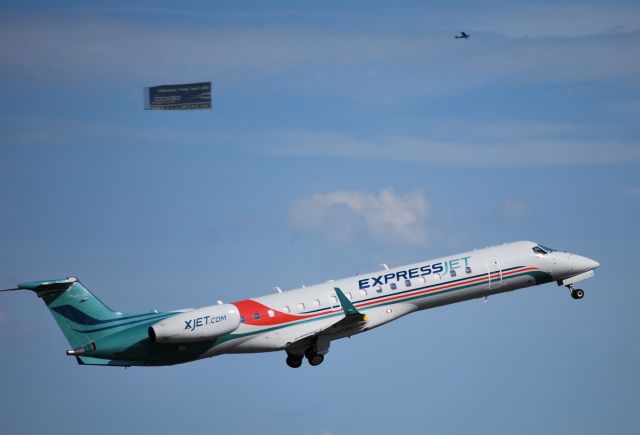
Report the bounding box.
[1,1,639,434]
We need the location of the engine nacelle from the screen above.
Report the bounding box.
[149,304,241,344]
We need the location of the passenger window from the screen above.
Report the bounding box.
[359,289,368,296]
[450,270,457,277]
[267,309,275,318]
[346,292,353,300]
[465,266,472,274]
[240,316,245,323]
[405,279,411,287]
[330,295,338,305]
[421,277,427,283]
[390,283,397,290]
[298,302,305,311]
[282,305,290,313]
[313,299,321,307]
[253,312,260,320]
[375,286,383,294]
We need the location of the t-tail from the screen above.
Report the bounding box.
[2,277,179,367]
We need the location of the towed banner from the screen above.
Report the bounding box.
[144,82,212,110]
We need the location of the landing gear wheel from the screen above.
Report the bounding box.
[571,288,585,300]
[308,354,324,366]
[304,346,317,359]
[286,355,303,368]
[303,346,324,366]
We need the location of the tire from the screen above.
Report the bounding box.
[286,355,303,368]
[304,346,317,360]
[308,354,324,366]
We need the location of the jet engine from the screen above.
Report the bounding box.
[149,304,241,344]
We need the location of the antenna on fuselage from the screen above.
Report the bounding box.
[217,300,223,305]
[381,263,390,270]
[275,286,283,293]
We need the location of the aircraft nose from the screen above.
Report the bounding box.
[577,255,599,271]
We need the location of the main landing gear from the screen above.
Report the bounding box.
[285,339,329,368]
[285,352,303,368]
[566,284,585,300]
[285,347,325,368]
[305,347,324,366]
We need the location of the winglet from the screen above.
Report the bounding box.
[334,287,367,320]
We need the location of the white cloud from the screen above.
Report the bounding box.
[0,10,637,98]
[470,3,640,38]
[0,15,417,86]
[267,130,640,167]
[5,118,637,169]
[289,189,428,246]
[0,117,229,147]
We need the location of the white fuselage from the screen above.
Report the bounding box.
[201,241,598,359]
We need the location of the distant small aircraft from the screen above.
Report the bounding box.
[455,31,470,39]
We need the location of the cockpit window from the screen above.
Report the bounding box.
[533,244,556,255]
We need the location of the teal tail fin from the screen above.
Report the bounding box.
[14,277,126,349]
[3,277,184,367]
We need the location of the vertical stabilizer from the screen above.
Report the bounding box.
[16,277,122,348]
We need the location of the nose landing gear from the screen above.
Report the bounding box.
[567,284,585,300]
[571,288,585,299]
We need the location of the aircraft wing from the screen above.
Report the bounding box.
[286,287,367,347]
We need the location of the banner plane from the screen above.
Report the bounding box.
[144,81,211,110]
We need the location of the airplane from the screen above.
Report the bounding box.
[455,31,470,39]
[2,241,599,368]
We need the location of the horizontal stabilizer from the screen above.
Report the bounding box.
[76,356,140,367]
[15,277,78,297]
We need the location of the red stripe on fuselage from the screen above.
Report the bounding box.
[232,267,538,327]
[232,299,303,326]
[357,266,537,308]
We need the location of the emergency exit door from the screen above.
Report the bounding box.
[484,257,502,289]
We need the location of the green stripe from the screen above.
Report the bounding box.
[214,270,551,346]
